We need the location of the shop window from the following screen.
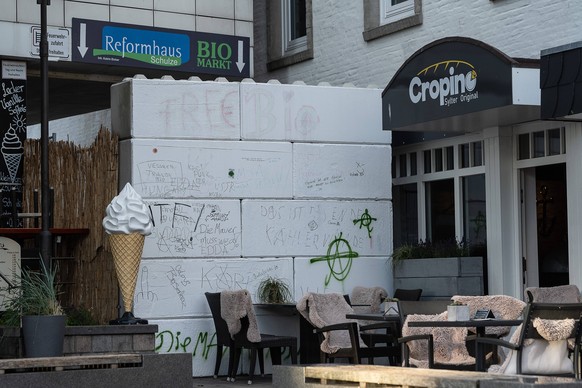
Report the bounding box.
[460,143,470,168]
[517,127,565,160]
[463,174,486,245]
[533,131,545,158]
[363,0,422,41]
[548,128,562,156]
[393,183,418,247]
[518,133,530,160]
[459,141,484,168]
[423,150,431,173]
[434,148,443,172]
[446,146,454,170]
[472,141,483,166]
[399,154,407,177]
[410,152,417,176]
[267,0,313,70]
[426,179,455,242]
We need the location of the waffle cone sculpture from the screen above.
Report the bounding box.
[109,233,145,313]
[103,183,153,325]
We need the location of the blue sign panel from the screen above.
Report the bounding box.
[72,18,250,78]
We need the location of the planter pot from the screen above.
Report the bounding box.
[447,305,470,321]
[22,315,66,358]
[393,256,484,298]
[384,301,399,315]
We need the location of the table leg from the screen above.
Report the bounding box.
[475,327,485,372]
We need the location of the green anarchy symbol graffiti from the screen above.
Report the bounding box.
[310,232,359,286]
[353,208,377,238]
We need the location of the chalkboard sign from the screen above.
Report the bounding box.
[0,61,26,227]
[473,309,495,320]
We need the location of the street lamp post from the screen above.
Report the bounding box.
[38,0,51,270]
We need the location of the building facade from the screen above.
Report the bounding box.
[253,0,582,298]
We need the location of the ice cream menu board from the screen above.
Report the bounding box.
[0,61,26,227]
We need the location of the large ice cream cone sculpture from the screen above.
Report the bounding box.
[103,183,153,325]
[109,233,145,314]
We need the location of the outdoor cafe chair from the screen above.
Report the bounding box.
[399,296,525,371]
[476,301,582,378]
[296,292,399,364]
[205,291,297,384]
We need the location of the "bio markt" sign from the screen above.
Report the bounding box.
[72,18,250,78]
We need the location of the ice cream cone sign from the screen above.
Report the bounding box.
[103,183,153,325]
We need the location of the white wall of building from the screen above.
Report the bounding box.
[111,77,392,376]
[253,0,582,87]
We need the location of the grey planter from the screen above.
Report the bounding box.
[22,315,66,358]
[393,256,484,299]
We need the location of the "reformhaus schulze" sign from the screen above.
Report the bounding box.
[71,18,250,78]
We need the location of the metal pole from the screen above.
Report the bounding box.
[38,0,51,269]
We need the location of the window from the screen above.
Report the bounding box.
[393,183,418,247]
[363,0,422,42]
[517,127,565,160]
[380,0,415,25]
[426,179,455,242]
[463,175,486,245]
[267,0,313,70]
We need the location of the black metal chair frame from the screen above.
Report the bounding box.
[475,301,582,378]
[205,292,298,383]
[307,298,399,365]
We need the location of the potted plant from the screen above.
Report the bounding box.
[382,297,399,315]
[447,300,470,321]
[2,261,66,357]
[256,277,293,304]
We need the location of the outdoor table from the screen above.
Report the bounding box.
[346,312,400,322]
[407,319,522,371]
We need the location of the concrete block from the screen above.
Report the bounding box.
[241,200,392,257]
[111,78,240,140]
[140,199,241,258]
[240,82,390,144]
[134,258,293,318]
[122,139,292,199]
[293,143,391,199]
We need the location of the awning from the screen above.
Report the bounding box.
[382,37,540,133]
[541,41,582,120]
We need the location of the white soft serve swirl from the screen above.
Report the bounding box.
[102,182,153,235]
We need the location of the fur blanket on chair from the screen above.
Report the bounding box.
[401,312,475,369]
[524,285,582,303]
[296,292,364,354]
[451,295,526,337]
[220,290,261,343]
[351,286,388,313]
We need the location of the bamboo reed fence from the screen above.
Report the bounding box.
[23,127,119,324]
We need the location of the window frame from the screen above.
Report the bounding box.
[267,0,313,71]
[363,0,422,42]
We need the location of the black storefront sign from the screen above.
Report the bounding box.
[0,61,26,227]
[382,37,514,130]
[72,18,250,78]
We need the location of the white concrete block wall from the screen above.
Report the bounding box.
[111,78,392,376]
[253,0,582,89]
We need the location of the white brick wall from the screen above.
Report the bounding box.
[253,0,582,87]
